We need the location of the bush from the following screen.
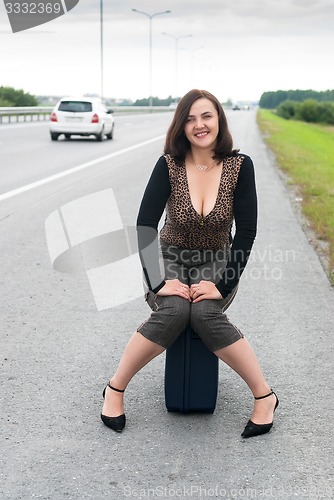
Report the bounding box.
[0,98,13,107]
[276,99,334,125]
[276,100,299,119]
[295,99,321,122]
[0,86,38,106]
[318,102,334,125]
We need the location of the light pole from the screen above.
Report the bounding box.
[179,45,204,87]
[132,9,171,108]
[162,32,192,98]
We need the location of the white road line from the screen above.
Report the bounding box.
[0,134,165,202]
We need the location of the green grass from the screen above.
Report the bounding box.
[257,109,334,284]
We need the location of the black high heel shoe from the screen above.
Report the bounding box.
[241,389,279,438]
[101,382,126,433]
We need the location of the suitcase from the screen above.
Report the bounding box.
[164,326,219,413]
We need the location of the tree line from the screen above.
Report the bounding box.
[260,89,334,125]
[259,89,334,109]
[275,99,334,125]
[0,86,38,107]
[133,96,176,106]
[0,88,178,107]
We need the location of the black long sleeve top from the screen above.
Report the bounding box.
[137,154,257,298]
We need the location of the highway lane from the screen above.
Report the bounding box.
[1,109,333,499]
[0,112,175,196]
[0,110,254,197]
[0,109,255,214]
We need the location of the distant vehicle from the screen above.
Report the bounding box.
[168,102,179,109]
[232,104,241,110]
[49,97,114,141]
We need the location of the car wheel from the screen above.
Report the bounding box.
[65,134,71,140]
[96,127,104,142]
[106,125,114,140]
[51,133,59,141]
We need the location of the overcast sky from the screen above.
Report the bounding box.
[0,0,333,102]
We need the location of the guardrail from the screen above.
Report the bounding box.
[0,106,52,123]
[0,106,174,124]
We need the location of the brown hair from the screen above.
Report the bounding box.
[164,89,238,164]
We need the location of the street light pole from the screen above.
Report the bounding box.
[132,9,171,108]
[162,33,192,99]
[179,45,204,87]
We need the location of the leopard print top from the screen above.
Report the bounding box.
[159,154,243,250]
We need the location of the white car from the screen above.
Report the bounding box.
[50,97,114,141]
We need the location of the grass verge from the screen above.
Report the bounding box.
[257,109,334,284]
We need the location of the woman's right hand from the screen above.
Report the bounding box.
[156,279,191,301]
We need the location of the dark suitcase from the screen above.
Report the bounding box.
[164,326,219,413]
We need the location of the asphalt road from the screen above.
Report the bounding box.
[0,110,333,499]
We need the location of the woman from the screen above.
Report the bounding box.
[101,89,278,438]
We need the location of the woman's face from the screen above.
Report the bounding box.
[184,97,219,150]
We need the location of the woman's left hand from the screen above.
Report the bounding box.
[190,280,223,303]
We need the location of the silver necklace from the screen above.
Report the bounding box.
[194,160,215,171]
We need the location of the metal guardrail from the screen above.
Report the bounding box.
[0,107,51,123]
[0,106,174,124]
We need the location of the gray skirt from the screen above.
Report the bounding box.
[137,241,244,352]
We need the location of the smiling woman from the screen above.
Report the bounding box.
[164,90,235,163]
[184,103,220,167]
[101,89,279,439]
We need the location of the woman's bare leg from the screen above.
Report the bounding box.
[102,331,165,417]
[214,338,277,424]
